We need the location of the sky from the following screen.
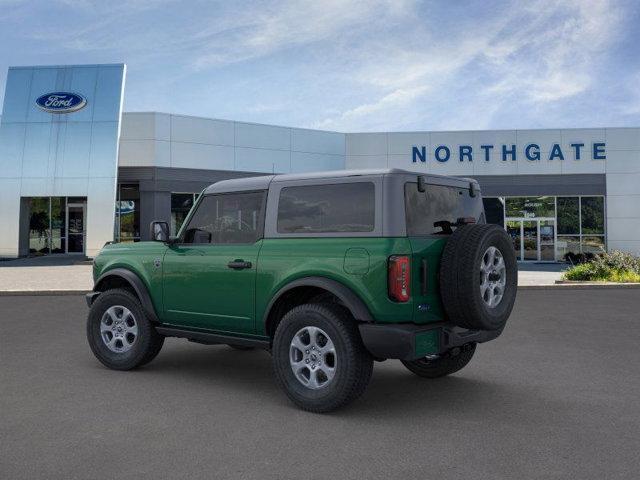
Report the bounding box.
[0,0,638,132]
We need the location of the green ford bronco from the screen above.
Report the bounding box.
[86,169,517,412]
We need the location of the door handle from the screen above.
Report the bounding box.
[227,259,252,270]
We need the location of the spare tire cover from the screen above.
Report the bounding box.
[439,224,517,331]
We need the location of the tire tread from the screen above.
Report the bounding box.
[272,303,373,413]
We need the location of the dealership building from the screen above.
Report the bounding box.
[1,63,639,260]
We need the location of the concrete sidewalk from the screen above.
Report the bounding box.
[0,256,93,293]
[0,257,567,292]
[517,262,568,286]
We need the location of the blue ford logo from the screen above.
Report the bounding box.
[35,92,87,114]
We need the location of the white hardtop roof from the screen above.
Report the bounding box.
[203,169,476,194]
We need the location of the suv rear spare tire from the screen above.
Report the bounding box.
[440,224,517,331]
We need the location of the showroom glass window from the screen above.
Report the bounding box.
[26,196,85,255]
[114,184,140,242]
[556,197,580,259]
[277,183,375,234]
[28,197,51,254]
[501,195,606,260]
[580,197,605,254]
[171,193,200,236]
[182,191,265,244]
[554,196,606,257]
[505,197,555,218]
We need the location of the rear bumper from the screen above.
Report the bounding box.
[358,322,503,361]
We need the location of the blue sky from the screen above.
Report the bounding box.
[0,0,638,131]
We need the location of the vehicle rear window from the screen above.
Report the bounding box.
[405,182,483,235]
[277,183,375,234]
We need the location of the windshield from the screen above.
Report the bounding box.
[404,182,484,236]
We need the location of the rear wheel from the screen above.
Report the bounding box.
[86,288,164,370]
[401,343,476,378]
[272,303,373,413]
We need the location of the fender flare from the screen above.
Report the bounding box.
[263,276,374,327]
[93,268,159,323]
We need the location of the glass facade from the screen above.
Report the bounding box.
[114,184,141,242]
[505,196,555,218]
[28,197,52,255]
[0,64,126,258]
[483,195,606,261]
[26,197,86,255]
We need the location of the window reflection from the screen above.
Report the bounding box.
[505,196,555,218]
[557,197,579,235]
[114,184,140,242]
[171,193,198,236]
[278,183,375,234]
[28,197,50,255]
[581,197,605,234]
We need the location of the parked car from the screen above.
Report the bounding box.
[86,169,517,412]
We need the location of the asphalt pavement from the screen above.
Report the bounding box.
[1,289,639,480]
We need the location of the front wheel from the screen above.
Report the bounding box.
[272,303,373,413]
[86,288,164,370]
[401,343,476,378]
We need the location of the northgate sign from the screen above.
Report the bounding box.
[411,142,606,163]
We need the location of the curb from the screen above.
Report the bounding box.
[0,290,90,296]
[520,283,640,290]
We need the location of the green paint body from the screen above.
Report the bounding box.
[93,235,448,346]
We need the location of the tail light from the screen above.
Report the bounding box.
[388,255,410,302]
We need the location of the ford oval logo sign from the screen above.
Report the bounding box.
[35,92,87,114]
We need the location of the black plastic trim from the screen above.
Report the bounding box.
[93,268,159,323]
[85,291,100,307]
[263,276,374,325]
[358,322,503,361]
[156,326,270,350]
[420,258,428,295]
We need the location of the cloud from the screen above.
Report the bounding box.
[313,0,626,131]
[313,85,429,130]
[190,0,413,69]
[482,0,621,102]
[0,0,634,131]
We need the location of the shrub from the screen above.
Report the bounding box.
[563,252,595,264]
[563,250,640,282]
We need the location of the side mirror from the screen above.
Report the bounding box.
[150,221,170,242]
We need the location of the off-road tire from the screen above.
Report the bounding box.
[440,224,517,331]
[401,343,476,378]
[87,288,164,370]
[272,303,373,413]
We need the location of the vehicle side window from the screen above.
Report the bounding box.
[182,191,265,244]
[277,182,375,234]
